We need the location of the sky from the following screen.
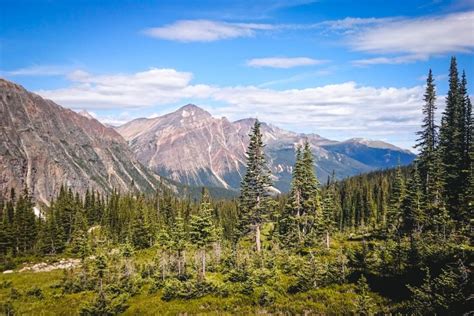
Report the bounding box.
[1,0,473,150]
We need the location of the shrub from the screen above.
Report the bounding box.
[258,290,276,307]
[80,291,129,316]
[161,279,218,301]
[0,280,13,289]
[9,288,21,300]
[0,301,15,316]
[26,286,45,299]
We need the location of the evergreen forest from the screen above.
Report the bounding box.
[0,57,472,315]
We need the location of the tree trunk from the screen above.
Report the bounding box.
[183,250,186,275]
[325,230,330,249]
[256,224,261,253]
[177,250,182,276]
[201,249,206,280]
[161,253,166,281]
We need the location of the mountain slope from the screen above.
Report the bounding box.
[117,104,416,192]
[0,78,161,203]
[118,104,247,190]
[322,138,415,169]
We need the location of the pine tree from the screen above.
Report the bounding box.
[467,109,474,212]
[170,215,187,276]
[300,142,323,238]
[387,164,406,273]
[387,163,405,234]
[1,191,15,255]
[401,165,425,234]
[238,120,273,253]
[0,218,8,257]
[439,57,465,219]
[14,188,37,254]
[415,69,439,195]
[355,275,375,315]
[459,71,473,218]
[279,142,323,248]
[189,196,217,280]
[321,172,337,249]
[130,205,153,249]
[279,146,304,246]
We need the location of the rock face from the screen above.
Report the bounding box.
[118,104,247,189]
[0,78,161,204]
[18,258,81,273]
[117,104,416,192]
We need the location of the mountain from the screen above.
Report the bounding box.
[0,78,161,204]
[117,104,416,192]
[118,104,247,190]
[322,138,415,169]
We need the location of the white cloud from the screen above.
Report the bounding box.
[316,17,396,33]
[352,54,428,66]
[246,57,328,68]
[37,68,215,108]
[210,82,424,133]
[258,70,333,87]
[143,20,274,42]
[36,67,428,148]
[348,11,474,57]
[3,65,71,76]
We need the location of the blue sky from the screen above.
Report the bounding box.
[1,0,473,149]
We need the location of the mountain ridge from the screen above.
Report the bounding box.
[116,104,416,192]
[0,78,163,204]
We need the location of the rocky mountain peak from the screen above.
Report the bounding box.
[175,104,212,119]
[77,110,95,120]
[343,137,405,151]
[0,78,161,204]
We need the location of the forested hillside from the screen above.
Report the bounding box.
[0,58,472,314]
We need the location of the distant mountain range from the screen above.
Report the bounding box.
[0,79,415,202]
[0,79,162,204]
[117,104,416,192]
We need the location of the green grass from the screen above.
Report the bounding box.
[0,236,390,315]
[0,268,387,315]
[0,270,93,315]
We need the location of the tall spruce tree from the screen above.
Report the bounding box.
[238,120,273,253]
[467,100,474,211]
[299,142,323,245]
[387,163,405,234]
[170,215,187,276]
[321,174,337,249]
[415,69,438,188]
[189,196,217,280]
[459,71,472,217]
[279,146,304,246]
[414,71,446,228]
[439,57,465,219]
[14,188,37,254]
[279,142,322,248]
[401,165,425,234]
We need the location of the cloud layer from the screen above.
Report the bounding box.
[38,68,214,108]
[349,11,474,56]
[246,57,327,68]
[341,11,474,64]
[142,11,474,63]
[34,67,429,148]
[143,20,274,42]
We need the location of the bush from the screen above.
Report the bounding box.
[0,280,13,289]
[258,290,276,307]
[226,267,249,283]
[161,279,218,301]
[26,286,45,299]
[9,288,21,300]
[80,291,129,316]
[0,301,15,316]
